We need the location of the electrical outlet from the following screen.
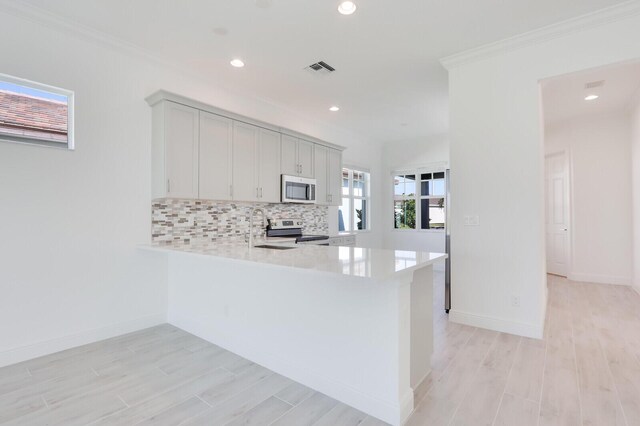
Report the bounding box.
[464,215,480,226]
[511,296,520,307]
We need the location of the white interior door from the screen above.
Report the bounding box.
[545,152,570,276]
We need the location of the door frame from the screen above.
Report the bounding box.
[544,149,573,278]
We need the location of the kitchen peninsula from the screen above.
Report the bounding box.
[142,242,446,425]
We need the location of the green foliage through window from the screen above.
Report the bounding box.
[393,170,446,231]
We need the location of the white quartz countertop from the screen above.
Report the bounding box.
[140,241,446,280]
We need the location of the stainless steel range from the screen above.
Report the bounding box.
[266,218,330,245]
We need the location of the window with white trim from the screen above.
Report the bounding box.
[0,73,74,149]
[339,167,370,232]
[393,169,446,231]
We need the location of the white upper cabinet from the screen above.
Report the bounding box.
[297,139,314,178]
[328,148,343,206]
[281,134,298,176]
[152,101,199,199]
[199,111,233,200]
[313,145,328,205]
[281,134,314,178]
[232,122,259,202]
[313,145,342,206]
[148,91,343,204]
[258,128,281,203]
[232,122,282,203]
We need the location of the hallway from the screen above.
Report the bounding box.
[407,275,640,425]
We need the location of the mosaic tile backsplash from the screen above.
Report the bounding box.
[152,199,329,245]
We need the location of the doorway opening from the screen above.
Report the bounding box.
[540,60,640,286]
[544,151,570,277]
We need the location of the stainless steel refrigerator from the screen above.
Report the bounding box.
[445,169,451,313]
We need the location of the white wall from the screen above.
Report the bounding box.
[443,8,640,338]
[631,92,640,294]
[381,136,449,253]
[545,113,633,285]
[0,8,382,366]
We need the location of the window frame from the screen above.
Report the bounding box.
[340,166,371,233]
[392,173,417,230]
[391,167,447,233]
[0,73,75,150]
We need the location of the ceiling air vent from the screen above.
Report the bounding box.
[305,61,336,75]
[584,80,605,89]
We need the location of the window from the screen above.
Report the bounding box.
[420,172,446,229]
[339,167,370,232]
[393,169,446,231]
[0,74,74,149]
[393,174,416,229]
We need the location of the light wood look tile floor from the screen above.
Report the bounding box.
[2,273,639,425]
[407,274,640,426]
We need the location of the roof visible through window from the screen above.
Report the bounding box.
[0,78,71,147]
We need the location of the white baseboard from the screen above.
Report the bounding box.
[568,272,631,286]
[0,313,166,368]
[169,313,403,426]
[399,389,415,426]
[541,287,548,339]
[449,309,543,339]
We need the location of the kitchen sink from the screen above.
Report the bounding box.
[253,244,297,250]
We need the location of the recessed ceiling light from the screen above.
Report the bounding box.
[230,59,245,68]
[329,106,340,112]
[584,94,599,101]
[338,1,357,15]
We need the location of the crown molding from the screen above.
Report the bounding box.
[440,0,640,70]
[0,0,194,77]
[0,1,374,145]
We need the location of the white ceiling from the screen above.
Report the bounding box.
[16,0,631,143]
[542,60,640,127]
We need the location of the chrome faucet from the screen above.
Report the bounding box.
[248,207,267,249]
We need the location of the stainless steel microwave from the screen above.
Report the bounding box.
[281,175,316,204]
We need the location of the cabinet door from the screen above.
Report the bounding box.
[328,148,342,206]
[232,122,259,202]
[281,134,298,176]
[298,139,314,178]
[313,145,328,205]
[199,111,232,200]
[258,129,281,203]
[165,102,199,199]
